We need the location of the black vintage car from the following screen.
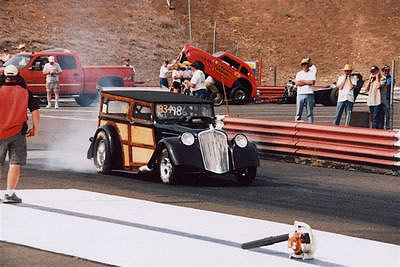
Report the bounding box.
[87,89,259,185]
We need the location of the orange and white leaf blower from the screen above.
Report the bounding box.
[241,221,316,260]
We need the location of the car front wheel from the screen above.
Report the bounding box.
[93,131,112,174]
[235,166,257,186]
[159,148,179,184]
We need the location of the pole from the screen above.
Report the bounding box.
[258,55,262,87]
[390,59,395,130]
[273,66,277,86]
[188,0,192,42]
[212,20,217,54]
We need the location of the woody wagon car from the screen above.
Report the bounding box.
[87,89,259,185]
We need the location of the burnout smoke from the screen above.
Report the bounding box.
[28,103,99,173]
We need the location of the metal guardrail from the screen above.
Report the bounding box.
[223,116,400,167]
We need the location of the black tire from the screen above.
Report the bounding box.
[75,94,97,107]
[158,148,179,185]
[235,166,257,186]
[231,86,249,104]
[329,87,338,106]
[93,131,112,174]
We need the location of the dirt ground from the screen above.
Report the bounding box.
[1,0,399,85]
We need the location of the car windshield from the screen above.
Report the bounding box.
[4,55,32,69]
[212,51,224,57]
[155,103,213,121]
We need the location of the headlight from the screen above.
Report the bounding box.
[234,134,248,148]
[181,132,195,146]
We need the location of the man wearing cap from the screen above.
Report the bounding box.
[295,58,317,123]
[365,65,384,129]
[381,65,394,129]
[0,65,40,203]
[17,44,27,53]
[333,64,358,125]
[184,61,208,99]
[43,56,62,109]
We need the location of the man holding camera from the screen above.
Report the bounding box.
[365,65,384,129]
[333,64,357,125]
[381,65,393,129]
[43,56,62,109]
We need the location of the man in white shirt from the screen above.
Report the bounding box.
[43,56,62,109]
[184,61,208,99]
[295,58,316,123]
[159,60,172,88]
[333,64,358,125]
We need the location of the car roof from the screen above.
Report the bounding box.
[102,90,212,104]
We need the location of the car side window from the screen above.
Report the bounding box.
[220,56,240,70]
[57,55,77,70]
[31,56,49,71]
[133,104,151,120]
[105,100,130,118]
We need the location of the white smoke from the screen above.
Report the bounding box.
[28,103,99,173]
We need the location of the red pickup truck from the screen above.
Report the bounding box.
[2,48,135,106]
[177,44,257,104]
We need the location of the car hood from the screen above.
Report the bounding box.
[154,122,210,136]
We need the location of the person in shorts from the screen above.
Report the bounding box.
[0,65,40,204]
[43,56,62,109]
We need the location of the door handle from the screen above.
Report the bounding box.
[73,73,79,76]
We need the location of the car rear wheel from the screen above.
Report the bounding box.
[93,131,111,174]
[159,148,179,185]
[231,86,249,104]
[235,166,257,186]
[75,94,97,107]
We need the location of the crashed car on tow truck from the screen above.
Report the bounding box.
[87,89,259,185]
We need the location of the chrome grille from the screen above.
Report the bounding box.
[198,129,229,174]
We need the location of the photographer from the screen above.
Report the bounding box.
[333,64,357,125]
[43,56,62,109]
[364,65,384,129]
[381,65,393,129]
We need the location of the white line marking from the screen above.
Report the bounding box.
[39,114,97,121]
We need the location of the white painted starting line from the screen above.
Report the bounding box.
[0,189,398,266]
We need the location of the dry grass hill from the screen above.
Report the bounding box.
[1,0,399,85]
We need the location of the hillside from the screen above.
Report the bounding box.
[1,0,399,85]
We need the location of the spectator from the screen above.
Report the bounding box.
[0,65,40,203]
[205,75,220,100]
[17,43,27,53]
[123,58,135,72]
[0,59,4,67]
[295,58,316,123]
[0,48,10,62]
[159,60,172,88]
[184,61,208,99]
[170,64,181,93]
[43,56,62,109]
[381,65,393,129]
[364,65,384,129]
[333,64,357,125]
